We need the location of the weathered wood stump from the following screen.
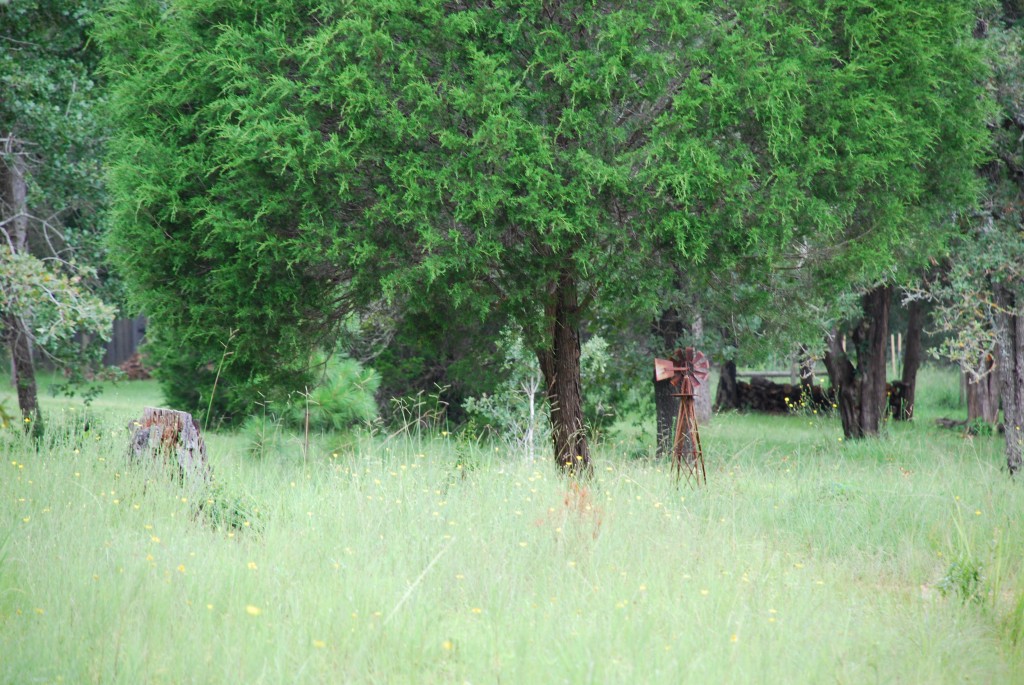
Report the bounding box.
[129,407,211,491]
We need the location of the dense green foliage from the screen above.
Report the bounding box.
[101,0,990,437]
[1,0,116,412]
[1,0,107,224]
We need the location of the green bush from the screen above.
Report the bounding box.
[239,355,380,457]
[197,480,265,534]
[282,356,380,433]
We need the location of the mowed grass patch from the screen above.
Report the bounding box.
[1,369,1022,683]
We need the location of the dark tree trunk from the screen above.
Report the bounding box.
[654,373,678,459]
[894,298,924,421]
[995,284,1023,475]
[824,330,863,438]
[714,359,738,411]
[858,286,890,434]
[652,305,685,459]
[965,354,1000,425]
[824,286,891,439]
[1,140,42,435]
[3,314,41,434]
[652,301,710,430]
[539,273,591,477]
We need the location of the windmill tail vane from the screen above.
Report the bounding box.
[654,347,709,485]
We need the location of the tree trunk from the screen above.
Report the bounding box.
[824,286,891,439]
[892,298,924,420]
[692,313,712,423]
[1,139,42,435]
[965,354,1000,425]
[824,329,863,438]
[653,304,683,458]
[797,344,816,388]
[654,372,678,459]
[857,286,890,435]
[995,284,1023,475]
[539,272,591,477]
[3,313,41,434]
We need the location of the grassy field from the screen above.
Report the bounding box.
[1,367,1022,683]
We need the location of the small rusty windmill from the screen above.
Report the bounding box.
[654,347,710,485]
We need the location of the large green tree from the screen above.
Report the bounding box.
[1,0,115,431]
[102,0,989,471]
[924,4,1024,473]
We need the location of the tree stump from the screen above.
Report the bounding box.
[129,407,211,491]
[714,360,739,411]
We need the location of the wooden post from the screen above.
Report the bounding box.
[890,334,897,378]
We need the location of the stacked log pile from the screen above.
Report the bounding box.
[735,376,834,413]
[716,364,835,413]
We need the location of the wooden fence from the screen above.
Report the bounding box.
[103,315,147,366]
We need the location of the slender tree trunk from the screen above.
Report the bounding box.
[797,344,816,388]
[995,284,1023,475]
[692,313,712,423]
[1,139,42,434]
[652,305,684,458]
[858,286,890,434]
[824,329,862,438]
[824,286,890,439]
[654,372,678,459]
[651,298,711,456]
[539,272,591,477]
[965,354,1000,425]
[894,298,924,420]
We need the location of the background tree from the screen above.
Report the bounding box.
[103,0,990,470]
[1,0,115,432]
[919,4,1024,472]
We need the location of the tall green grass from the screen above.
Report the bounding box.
[1,368,1022,683]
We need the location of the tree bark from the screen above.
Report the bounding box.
[654,372,678,459]
[653,305,684,458]
[857,286,890,435]
[965,354,1000,425]
[824,286,890,439]
[692,313,712,423]
[539,272,591,477]
[1,139,42,435]
[894,298,924,420]
[824,329,863,438]
[995,284,1023,475]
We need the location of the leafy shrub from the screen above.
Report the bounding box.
[282,355,380,432]
[239,355,380,457]
[197,481,265,534]
[238,410,290,460]
[938,558,984,604]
